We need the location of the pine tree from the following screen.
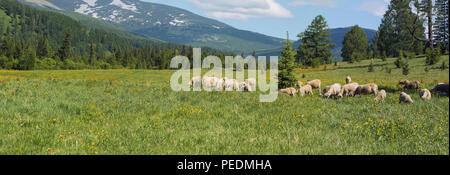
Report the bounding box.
[37,36,52,59]
[56,28,72,61]
[89,42,96,65]
[342,25,369,63]
[297,15,335,66]
[278,32,297,89]
[375,0,425,56]
[434,0,448,51]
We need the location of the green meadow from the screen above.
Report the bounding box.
[0,56,448,155]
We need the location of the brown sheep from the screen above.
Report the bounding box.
[399,92,414,104]
[420,89,432,100]
[280,87,297,97]
[323,83,342,98]
[346,76,352,84]
[338,83,359,97]
[430,83,449,96]
[298,84,313,97]
[307,79,322,94]
[355,83,378,95]
[398,80,421,90]
[374,90,387,101]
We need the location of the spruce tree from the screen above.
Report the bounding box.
[37,36,52,59]
[56,28,72,61]
[297,15,335,66]
[342,25,369,63]
[278,32,297,89]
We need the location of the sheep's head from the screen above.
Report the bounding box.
[398,80,409,85]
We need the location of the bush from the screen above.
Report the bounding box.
[425,48,441,65]
[424,66,430,73]
[368,62,374,72]
[386,67,392,74]
[402,62,409,76]
[35,57,57,70]
[441,61,448,71]
[381,51,387,62]
[394,53,406,68]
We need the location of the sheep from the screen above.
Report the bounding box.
[321,85,331,96]
[399,92,414,104]
[346,76,352,84]
[189,76,202,88]
[338,83,359,97]
[279,87,297,96]
[398,80,421,90]
[430,83,449,96]
[355,83,378,95]
[307,79,322,94]
[224,78,238,91]
[323,83,342,98]
[420,89,432,100]
[374,90,387,101]
[298,84,313,97]
[296,81,304,88]
[215,78,225,91]
[245,78,257,91]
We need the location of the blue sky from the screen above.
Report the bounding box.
[141,0,390,39]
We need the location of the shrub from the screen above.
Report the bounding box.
[35,57,57,70]
[394,53,406,68]
[368,62,374,72]
[402,62,409,76]
[425,48,441,65]
[424,66,430,73]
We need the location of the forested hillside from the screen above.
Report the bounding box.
[0,0,230,70]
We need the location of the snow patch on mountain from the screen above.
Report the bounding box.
[81,0,97,6]
[110,0,138,13]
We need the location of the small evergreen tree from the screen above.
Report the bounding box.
[368,62,374,72]
[402,62,409,76]
[278,32,297,89]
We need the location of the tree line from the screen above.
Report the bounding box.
[0,0,232,70]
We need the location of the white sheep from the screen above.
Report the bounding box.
[189,76,202,88]
[355,83,378,95]
[338,83,359,97]
[298,84,313,97]
[323,83,342,98]
[280,87,297,96]
[224,78,238,91]
[245,78,257,92]
[374,90,387,101]
[420,89,431,100]
[307,79,322,94]
[346,76,352,84]
[399,92,414,104]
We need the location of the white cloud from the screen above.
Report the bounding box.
[359,0,390,17]
[188,0,294,20]
[289,0,339,8]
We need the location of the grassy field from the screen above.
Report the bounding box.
[0,56,448,155]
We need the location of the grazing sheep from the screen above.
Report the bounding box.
[420,89,432,100]
[298,84,313,97]
[215,78,225,91]
[399,92,414,104]
[323,83,342,98]
[189,76,202,88]
[431,83,449,96]
[338,83,359,97]
[346,76,352,84]
[245,78,257,91]
[224,79,238,91]
[296,81,304,88]
[355,83,378,95]
[321,85,331,96]
[280,87,297,96]
[307,79,322,94]
[398,80,421,90]
[374,90,387,101]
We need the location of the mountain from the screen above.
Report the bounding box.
[256,27,377,61]
[19,0,284,54]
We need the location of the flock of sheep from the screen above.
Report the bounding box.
[189,75,449,104]
[279,76,449,104]
[189,76,257,91]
